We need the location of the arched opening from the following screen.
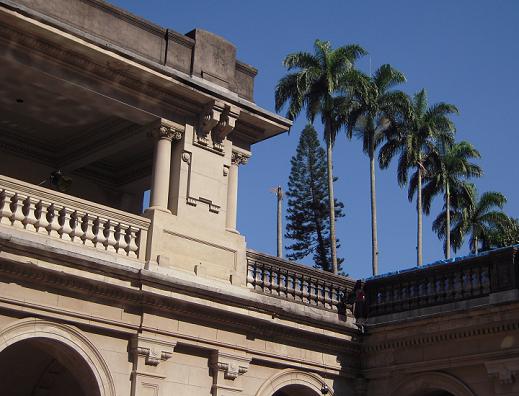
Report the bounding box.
[256,368,333,396]
[409,390,454,396]
[273,384,320,396]
[0,337,101,396]
[391,372,475,396]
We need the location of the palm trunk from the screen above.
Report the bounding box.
[445,182,451,260]
[474,233,479,255]
[417,166,423,266]
[325,124,338,274]
[369,144,379,276]
[276,186,283,258]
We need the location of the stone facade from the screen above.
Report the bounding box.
[0,1,517,395]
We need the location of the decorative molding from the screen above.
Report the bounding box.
[197,100,240,152]
[149,121,184,142]
[0,246,360,356]
[211,351,250,380]
[485,358,519,385]
[364,320,519,353]
[131,335,176,367]
[181,151,220,213]
[231,150,250,166]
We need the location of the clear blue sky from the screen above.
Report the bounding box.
[113,0,519,279]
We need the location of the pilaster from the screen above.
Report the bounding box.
[130,335,176,396]
[210,351,250,396]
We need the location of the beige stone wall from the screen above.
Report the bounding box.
[364,302,519,396]
[0,251,356,396]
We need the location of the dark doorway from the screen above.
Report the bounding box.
[0,338,100,396]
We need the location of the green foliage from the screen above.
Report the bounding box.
[482,217,519,250]
[434,183,509,254]
[285,125,344,272]
[379,89,458,198]
[346,64,408,155]
[423,141,482,256]
[275,39,366,273]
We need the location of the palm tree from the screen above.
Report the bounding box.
[275,39,367,274]
[345,64,408,275]
[423,141,482,258]
[379,89,457,266]
[434,184,509,254]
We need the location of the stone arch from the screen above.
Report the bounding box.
[0,317,116,396]
[391,372,476,396]
[256,368,334,396]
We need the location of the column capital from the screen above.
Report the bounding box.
[231,150,250,166]
[149,120,184,142]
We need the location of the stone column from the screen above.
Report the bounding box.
[226,151,248,232]
[149,121,183,212]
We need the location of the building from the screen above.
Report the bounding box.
[0,1,518,395]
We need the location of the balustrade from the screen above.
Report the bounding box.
[246,250,355,312]
[0,175,149,260]
[365,247,518,317]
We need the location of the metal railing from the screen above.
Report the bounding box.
[246,250,356,312]
[0,175,149,259]
[364,247,518,317]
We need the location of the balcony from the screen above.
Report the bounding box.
[0,175,149,260]
[247,250,356,312]
[364,246,519,321]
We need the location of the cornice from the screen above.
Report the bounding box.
[0,4,291,133]
[0,230,360,355]
[363,318,519,354]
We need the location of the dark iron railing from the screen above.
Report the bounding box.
[364,246,518,317]
[246,250,356,312]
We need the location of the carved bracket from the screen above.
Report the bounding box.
[198,100,240,152]
[485,358,519,387]
[131,336,176,367]
[210,351,250,380]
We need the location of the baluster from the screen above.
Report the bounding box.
[272,268,279,295]
[318,282,325,307]
[261,265,268,292]
[437,274,445,303]
[103,220,118,252]
[279,271,287,298]
[127,227,139,258]
[46,203,62,238]
[456,270,464,300]
[0,189,14,225]
[58,207,73,241]
[400,282,408,310]
[296,276,303,302]
[22,196,38,232]
[10,193,26,229]
[481,266,490,294]
[93,217,107,248]
[247,261,255,286]
[81,213,96,247]
[34,200,50,234]
[70,210,84,244]
[323,283,329,309]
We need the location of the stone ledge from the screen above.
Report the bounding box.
[0,227,358,337]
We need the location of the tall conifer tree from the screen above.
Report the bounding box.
[285,125,344,272]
